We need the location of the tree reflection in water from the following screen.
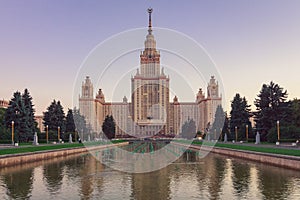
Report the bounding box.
[2,167,34,199]
[0,143,299,200]
[43,162,64,194]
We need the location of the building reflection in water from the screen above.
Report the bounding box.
[0,143,300,200]
[131,167,171,200]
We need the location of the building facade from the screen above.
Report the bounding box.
[0,99,9,109]
[79,9,222,137]
[34,115,44,133]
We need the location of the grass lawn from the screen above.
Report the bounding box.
[0,140,126,156]
[190,140,300,157]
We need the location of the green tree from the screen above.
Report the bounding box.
[254,81,288,140]
[4,90,36,142]
[65,109,75,132]
[181,118,196,139]
[4,89,37,142]
[222,112,230,140]
[230,93,252,141]
[73,108,88,140]
[267,125,300,143]
[43,100,65,133]
[0,108,10,141]
[102,115,116,139]
[290,99,300,127]
[64,109,76,141]
[4,91,23,142]
[266,99,300,142]
[22,89,36,138]
[211,105,225,140]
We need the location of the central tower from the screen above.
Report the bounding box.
[131,8,170,135]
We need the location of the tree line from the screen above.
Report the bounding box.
[0,89,90,142]
[42,99,90,141]
[212,81,300,142]
[2,89,36,142]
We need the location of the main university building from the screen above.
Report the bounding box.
[79,9,221,137]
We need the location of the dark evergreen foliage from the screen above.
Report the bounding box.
[65,109,76,133]
[102,115,116,139]
[43,100,65,133]
[181,118,196,139]
[0,108,10,140]
[222,112,230,139]
[22,89,36,138]
[254,81,288,140]
[230,93,252,141]
[73,108,88,140]
[211,105,225,140]
[290,99,300,127]
[4,89,36,142]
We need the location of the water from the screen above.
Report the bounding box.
[0,144,300,200]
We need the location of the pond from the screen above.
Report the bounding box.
[0,143,299,200]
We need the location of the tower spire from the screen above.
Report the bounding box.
[147,8,153,34]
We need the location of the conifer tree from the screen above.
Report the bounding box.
[181,118,196,139]
[254,81,287,140]
[65,109,75,133]
[102,115,116,139]
[73,108,88,140]
[4,89,36,142]
[43,100,65,133]
[211,105,225,140]
[230,93,252,140]
[22,89,36,138]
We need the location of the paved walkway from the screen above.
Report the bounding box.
[0,142,75,150]
[218,141,300,150]
[1,140,299,150]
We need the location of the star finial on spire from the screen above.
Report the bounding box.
[147,8,153,34]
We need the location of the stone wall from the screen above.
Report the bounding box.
[190,144,300,170]
[0,142,128,168]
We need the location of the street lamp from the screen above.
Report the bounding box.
[46,125,49,144]
[277,120,280,141]
[246,124,249,142]
[235,126,238,142]
[58,126,60,142]
[11,121,14,145]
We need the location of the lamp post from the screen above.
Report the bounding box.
[58,126,60,142]
[46,125,49,144]
[277,120,280,141]
[11,121,14,145]
[246,125,249,142]
[235,126,238,142]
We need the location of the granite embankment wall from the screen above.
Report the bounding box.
[0,142,128,168]
[188,144,300,170]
